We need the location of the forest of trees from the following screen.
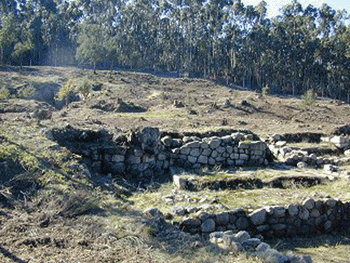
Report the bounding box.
[1,0,350,99]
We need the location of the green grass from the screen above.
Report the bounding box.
[130,168,350,220]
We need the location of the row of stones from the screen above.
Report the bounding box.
[209,230,312,263]
[270,144,350,168]
[160,131,257,149]
[171,133,269,168]
[180,198,350,239]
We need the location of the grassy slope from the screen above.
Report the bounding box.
[0,66,350,262]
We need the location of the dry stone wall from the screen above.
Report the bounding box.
[48,126,271,184]
[170,134,269,169]
[180,198,350,239]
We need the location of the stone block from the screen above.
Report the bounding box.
[188,156,197,164]
[209,231,225,239]
[112,154,125,163]
[200,142,209,149]
[288,204,299,217]
[201,218,216,233]
[161,136,173,147]
[269,206,286,218]
[208,138,221,149]
[227,159,234,165]
[198,155,208,164]
[230,153,239,159]
[249,208,267,226]
[208,157,216,166]
[240,154,249,160]
[185,141,201,148]
[211,150,218,158]
[142,155,155,163]
[224,239,245,252]
[235,216,249,230]
[326,198,337,207]
[231,132,243,141]
[157,153,167,161]
[190,148,201,157]
[221,135,232,144]
[180,147,191,155]
[181,217,201,229]
[256,225,270,233]
[173,175,187,189]
[236,159,244,166]
[272,224,287,236]
[299,207,309,220]
[235,231,251,243]
[303,198,315,210]
[226,145,233,154]
[242,238,261,250]
[217,147,225,154]
[215,212,230,226]
[202,148,212,156]
[330,136,349,148]
[127,155,141,164]
[256,242,270,252]
[215,157,225,162]
[156,160,164,168]
[134,148,143,157]
[238,142,250,149]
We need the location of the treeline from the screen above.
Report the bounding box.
[1,0,350,98]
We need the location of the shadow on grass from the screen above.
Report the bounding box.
[0,66,38,73]
[268,231,350,256]
[0,245,27,263]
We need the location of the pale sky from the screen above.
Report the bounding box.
[243,0,350,17]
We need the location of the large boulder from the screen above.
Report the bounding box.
[130,127,161,155]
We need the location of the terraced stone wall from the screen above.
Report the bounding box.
[180,198,350,239]
[48,126,271,183]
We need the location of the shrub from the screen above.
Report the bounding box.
[302,89,317,106]
[0,86,10,100]
[18,85,36,98]
[262,86,270,96]
[57,78,95,101]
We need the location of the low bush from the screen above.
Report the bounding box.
[57,78,98,101]
[302,89,317,106]
[262,86,270,96]
[0,86,10,100]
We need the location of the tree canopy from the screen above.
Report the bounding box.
[1,0,350,100]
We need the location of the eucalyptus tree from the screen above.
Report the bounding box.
[75,22,107,72]
[0,13,17,65]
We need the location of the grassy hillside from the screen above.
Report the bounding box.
[0,66,350,262]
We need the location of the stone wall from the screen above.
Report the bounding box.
[170,134,269,169]
[48,126,271,184]
[180,197,350,239]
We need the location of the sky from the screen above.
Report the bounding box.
[243,0,350,17]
